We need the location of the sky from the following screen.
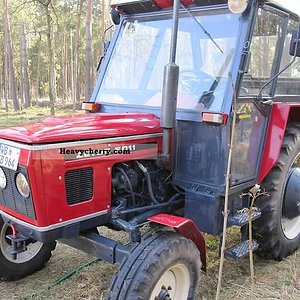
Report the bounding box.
[272,0,300,15]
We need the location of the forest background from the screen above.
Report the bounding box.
[0,0,112,115]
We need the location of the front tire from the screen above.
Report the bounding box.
[107,231,201,300]
[253,124,300,260]
[0,217,56,281]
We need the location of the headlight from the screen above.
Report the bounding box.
[16,173,30,198]
[0,168,7,189]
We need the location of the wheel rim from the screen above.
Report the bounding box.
[281,153,300,240]
[150,263,190,300]
[281,216,300,239]
[0,224,43,263]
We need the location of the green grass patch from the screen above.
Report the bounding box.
[0,106,82,129]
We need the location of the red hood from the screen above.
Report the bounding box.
[0,113,162,144]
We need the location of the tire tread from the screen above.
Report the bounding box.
[253,123,300,260]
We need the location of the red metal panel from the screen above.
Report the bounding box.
[258,104,290,183]
[153,0,194,8]
[0,149,46,226]
[148,213,207,271]
[0,136,162,228]
[40,137,161,226]
[0,113,162,144]
[258,103,300,183]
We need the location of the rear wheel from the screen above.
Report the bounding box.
[0,217,56,280]
[107,231,201,300]
[253,124,300,259]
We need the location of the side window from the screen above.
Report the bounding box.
[231,103,266,185]
[241,7,285,96]
[276,19,300,96]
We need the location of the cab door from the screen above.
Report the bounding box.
[231,5,289,187]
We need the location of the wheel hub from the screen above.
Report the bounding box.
[150,263,190,300]
[155,286,172,300]
[284,168,300,219]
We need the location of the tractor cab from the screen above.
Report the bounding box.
[0,1,299,297]
[94,0,240,116]
[91,0,300,233]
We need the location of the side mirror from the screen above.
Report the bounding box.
[110,8,120,25]
[289,29,300,57]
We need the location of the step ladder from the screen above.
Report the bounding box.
[225,240,259,260]
[227,209,261,227]
[224,208,261,260]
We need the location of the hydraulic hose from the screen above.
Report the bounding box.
[135,161,160,204]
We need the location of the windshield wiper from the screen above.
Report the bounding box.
[180,3,224,54]
[199,48,234,108]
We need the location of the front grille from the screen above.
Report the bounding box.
[65,168,93,205]
[0,167,36,219]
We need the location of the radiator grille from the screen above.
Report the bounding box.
[65,168,93,205]
[0,167,36,219]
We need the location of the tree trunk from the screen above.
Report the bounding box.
[19,29,24,105]
[19,39,24,106]
[61,31,67,103]
[3,0,19,111]
[20,23,31,107]
[35,32,42,105]
[45,1,56,115]
[0,54,2,102]
[3,47,9,112]
[101,0,105,51]
[74,0,83,105]
[70,29,74,107]
[85,0,93,101]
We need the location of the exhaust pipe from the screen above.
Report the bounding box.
[160,0,180,165]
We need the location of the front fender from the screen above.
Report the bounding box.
[148,213,207,272]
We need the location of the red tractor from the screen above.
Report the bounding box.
[0,0,299,298]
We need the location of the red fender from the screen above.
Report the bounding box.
[148,213,207,272]
[257,103,300,183]
[258,104,290,183]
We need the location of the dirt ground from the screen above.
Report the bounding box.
[0,228,299,300]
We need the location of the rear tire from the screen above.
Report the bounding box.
[0,217,56,281]
[107,231,201,300]
[253,124,300,260]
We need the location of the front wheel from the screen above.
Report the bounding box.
[107,231,201,300]
[0,217,56,281]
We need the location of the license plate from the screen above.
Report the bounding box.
[0,144,20,171]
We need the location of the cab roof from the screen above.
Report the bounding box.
[111,0,300,17]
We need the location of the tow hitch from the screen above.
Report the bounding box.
[5,224,28,260]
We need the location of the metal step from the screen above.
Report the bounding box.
[225,240,259,260]
[227,209,261,227]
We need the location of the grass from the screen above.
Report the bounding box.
[0,105,82,129]
[0,226,297,300]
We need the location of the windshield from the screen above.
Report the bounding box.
[95,10,240,112]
